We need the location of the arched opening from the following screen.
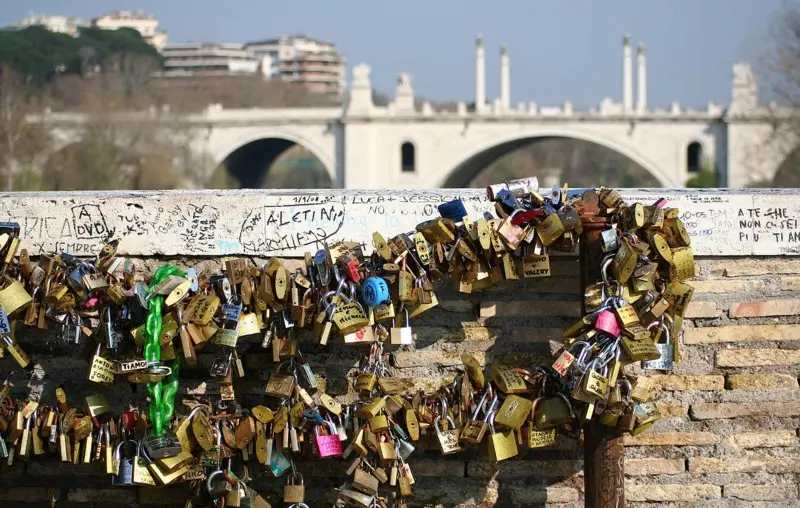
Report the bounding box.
[209,137,332,189]
[401,142,416,172]
[686,142,703,173]
[442,137,663,189]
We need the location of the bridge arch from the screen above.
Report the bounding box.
[213,131,337,189]
[438,128,673,188]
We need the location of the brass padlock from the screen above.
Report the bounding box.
[460,392,497,444]
[333,301,371,334]
[494,394,533,430]
[265,363,297,398]
[486,410,518,462]
[283,472,305,503]
[526,397,557,448]
[356,398,386,420]
[535,213,565,246]
[435,415,462,455]
[491,366,528,394]
[534,393,573,429]
[415,218,456,244]
[0,277,32,316]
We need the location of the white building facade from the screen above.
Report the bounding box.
[160,43,263,77]
[91,11,168,49]
[6,13,89,36]
[245,35,346,96]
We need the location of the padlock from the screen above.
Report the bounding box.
[434,415,462,455]
[535,213,565,246]
[525,397,557,448]
[494,394,534,430]
[621,323,661,362]
[415,218,456,244]
[265,362,297,398]
[111,440,136,486]
[390,309,413,345]
[574,358,610,403]
[131,441,156,486]
[283,472,305,503]
[315,420,343,459]
[629,375,656,402]
[141,428,183,460]
[612,237,638,284]
[0,276,32,316]
[534,393,574,429]
[88,344,115,385]
[461,392,497,444]
[641,321,675,370]
[491,366,528,394]
[377,433,397,463]
[486,410,518,462]
[496,210,527,249]
[234,415,256,449]
[362,276,390,307]
[594,308,621,337]
[189,407,215,451]
[352,468,380,496]
[206,469,233,499]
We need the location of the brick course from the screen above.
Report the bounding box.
[7,255,800,507]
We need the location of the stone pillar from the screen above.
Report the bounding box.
[500,45,510,111]
[475,35,486,113]
[623,35,633,113]
[637,43,647,114]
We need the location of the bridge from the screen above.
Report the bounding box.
[38,37,795,189]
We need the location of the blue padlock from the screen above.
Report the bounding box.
[362,276,390,307]
[438,200,468,222]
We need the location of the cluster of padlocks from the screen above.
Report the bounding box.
[0,180,695,507]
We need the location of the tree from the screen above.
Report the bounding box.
[759,2,800,186]
[41,52,205,191]
[0,64,51,191]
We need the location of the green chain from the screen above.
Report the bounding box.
[144,264,184,437]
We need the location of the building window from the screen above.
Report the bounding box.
[687,141,703,173]
[401,142,416,172]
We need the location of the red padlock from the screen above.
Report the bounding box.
[594,309,621,337]
[120,410,137,432]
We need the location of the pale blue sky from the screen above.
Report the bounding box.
[1,1,787,108]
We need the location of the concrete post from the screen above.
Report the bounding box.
[500,44,510,111]
[475,35,486,113]
[623,35,633,113]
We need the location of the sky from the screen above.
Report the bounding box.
[1,0,788,108]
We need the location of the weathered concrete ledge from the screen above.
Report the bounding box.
[0,188,795,257]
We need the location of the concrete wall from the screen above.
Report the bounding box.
[0,189,798,507]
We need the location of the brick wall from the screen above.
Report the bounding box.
[0,188,798,507]
[2,255,798,508]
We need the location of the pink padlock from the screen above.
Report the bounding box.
[84,297,101,308]
[315,421,343,458]
[594,309,621,337]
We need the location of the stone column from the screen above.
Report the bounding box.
[475,35,486,113]
[623,35,633,113]
[637,43,647,114]
[500,45,510,111]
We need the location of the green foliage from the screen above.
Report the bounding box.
[685,168,718,188]
[0,25,161,80]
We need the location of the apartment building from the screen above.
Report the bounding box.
[245,35,346,96]
[6,10,168,49]
[92,11,168,49]
[159,42,264,77]
[7,13,89,36]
